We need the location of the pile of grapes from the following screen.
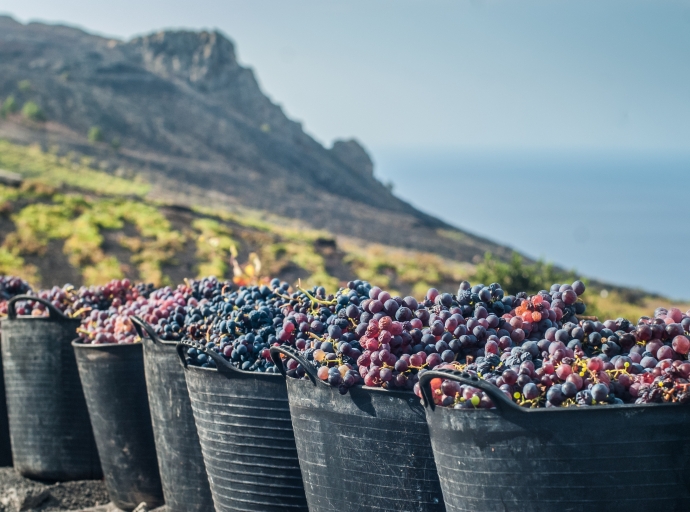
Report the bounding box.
[282,280,586,395]
[4,271,690,408]
[424,292,690,409]
[77,277,230,345]
[278,279,690,409]
[5,279,154,320]
[182,278,343,372]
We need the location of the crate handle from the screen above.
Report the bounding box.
[7,295,70,321]
[419,368,523,415]
[270,345,318,384]
[131,315,162,345]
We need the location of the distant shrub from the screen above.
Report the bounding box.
[22,101,45,122]
[110,137,120,150]
[473,252,578,296]
[88,126,103,143]
[17,80,31,92]
[0,96,17,118]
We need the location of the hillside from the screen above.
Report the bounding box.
[0,15,510,263]
[0,16,686,321]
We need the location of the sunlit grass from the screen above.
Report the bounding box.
[192,218,238,279]
[0,140,149,196]
[0,248,38,285]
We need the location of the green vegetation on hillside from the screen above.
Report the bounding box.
[88,126,104,143]
[0,96,17,118]
[473,252,575,296]
[21,101,45,122]
[341,240,472,298]
[0,141,149,196]
[2,191,185,286]
[192,218,238,278]
[17,80,31,93]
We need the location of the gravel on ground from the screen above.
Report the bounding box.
[0,469,165,512]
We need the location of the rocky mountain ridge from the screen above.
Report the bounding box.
[0,15,510,263]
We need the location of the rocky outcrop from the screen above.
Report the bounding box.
[129,30,241,88]
[124,30,299,138]
[330,139,374,177]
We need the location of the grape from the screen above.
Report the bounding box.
[672,335,690,355]
[502,369,518,385]
[572,281,586,296]
[561,381,577,398]
[522,383,539,400]
[546,385,564,406]
[591,383,609,402]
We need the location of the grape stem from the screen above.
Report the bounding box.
[297,285,336,307]
[70,307,92,318]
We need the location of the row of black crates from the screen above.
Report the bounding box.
[1,294,689,512]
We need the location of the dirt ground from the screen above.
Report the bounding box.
[0,469,165,512]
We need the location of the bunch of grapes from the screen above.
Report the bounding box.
[183,277,327,371]
[138,282,200,342]
[78,277,232,345]
[0,276,33,316]
[286,281,374,391]
[71,279,146,317]
[0,276,32,301]
[288,281,531,394]
[76,280,157,344]
[12,284,80,317]
[501,281,586,344]
[78,294,148,344]
[286,279,591,397]
[10,279,143,320]
[425,290,690,409]
[625,306,690,404]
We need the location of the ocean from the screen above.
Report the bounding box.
[373,148,690,300]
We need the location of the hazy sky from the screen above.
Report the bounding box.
[3,0,690,153]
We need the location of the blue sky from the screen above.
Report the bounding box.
[3,0,690,153]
